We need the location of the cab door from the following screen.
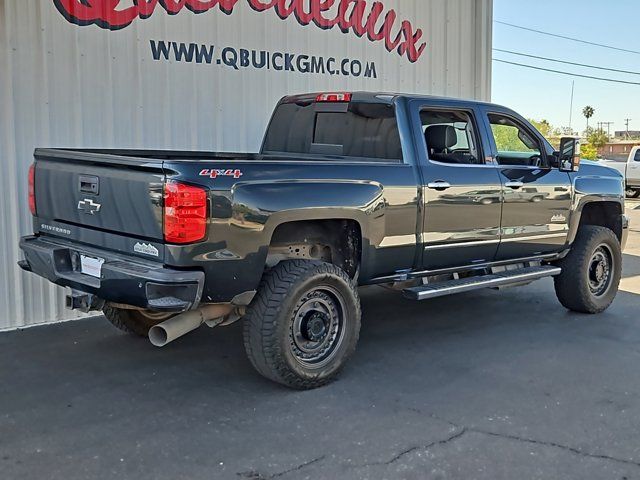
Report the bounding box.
[413,102,503,270]
[481,109,573,260]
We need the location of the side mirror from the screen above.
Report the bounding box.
[558,137,581,172]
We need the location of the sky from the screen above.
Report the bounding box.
[492,0,640,135]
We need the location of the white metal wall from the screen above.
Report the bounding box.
[0,0,492,330]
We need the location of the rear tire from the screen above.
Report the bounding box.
[102,305,172,337]
[243,260,361,390]
[554,226,622,314]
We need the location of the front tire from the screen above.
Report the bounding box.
[243,260,361,389]
[103,305,172,337]
[554,226,622,314]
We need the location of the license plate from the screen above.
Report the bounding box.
[80,254,104,278]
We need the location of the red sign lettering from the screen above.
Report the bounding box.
[53,0,426,62]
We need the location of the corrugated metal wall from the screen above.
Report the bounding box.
[0,0,492,330]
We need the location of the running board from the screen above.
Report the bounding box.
[402,266,562,301]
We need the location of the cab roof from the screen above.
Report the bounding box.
[281,91,505,109]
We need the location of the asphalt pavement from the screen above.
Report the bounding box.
[2,204,640,480]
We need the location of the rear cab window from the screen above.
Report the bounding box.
[262,96,403,162]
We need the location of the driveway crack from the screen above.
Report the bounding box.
[361,427,468,467]
[237,455,326,479]
[354,409,640,471]
[470,428,640,468]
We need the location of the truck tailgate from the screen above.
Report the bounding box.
[34,149,165,242]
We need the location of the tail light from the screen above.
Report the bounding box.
[28,163,36,216]
[316,92,352,102]
[163,181,208,244]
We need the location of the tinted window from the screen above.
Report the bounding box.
[635,149,640,161]
[488,113,544,167]
[420,109,482,164]
[262,102,402,161]
[488,115,539,153]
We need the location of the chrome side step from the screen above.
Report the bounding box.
[402,266,561,301]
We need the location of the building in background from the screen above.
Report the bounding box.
[0,0,493,330]
[615,131,640,139]
[598,140,640,160]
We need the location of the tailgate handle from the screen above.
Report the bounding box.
[79,175,99,195]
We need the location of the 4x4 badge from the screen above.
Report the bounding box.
[77,198,101,215]
[199,169,243,179]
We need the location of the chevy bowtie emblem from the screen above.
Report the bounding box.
[77,198,101,215]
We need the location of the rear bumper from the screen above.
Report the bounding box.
[19,236,204,311]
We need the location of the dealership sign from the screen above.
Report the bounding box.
[53,0,426,63]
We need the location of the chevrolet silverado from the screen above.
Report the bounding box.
[19,92,629,389]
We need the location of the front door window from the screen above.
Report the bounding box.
[488,114,544,167]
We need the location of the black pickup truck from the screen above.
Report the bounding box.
[20,92,629,389]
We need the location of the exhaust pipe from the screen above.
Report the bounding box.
[149,304,234,347]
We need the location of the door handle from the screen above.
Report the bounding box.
[427,181,451,191]
[505,181,524,189]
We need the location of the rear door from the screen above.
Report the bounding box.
[412,101,503,270]
[261,95,421,279]
[480,109,572,260]
[34,149,165,258]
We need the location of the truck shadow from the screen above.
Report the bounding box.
[5,271,638,398]
[72,252,639,395]
[622,252,640,278]
[3,276,640,478]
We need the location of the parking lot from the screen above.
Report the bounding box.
[2,202,640,480]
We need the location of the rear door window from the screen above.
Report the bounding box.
[635,149,640,161]
[419,109,483,165]
[262,102,403,162]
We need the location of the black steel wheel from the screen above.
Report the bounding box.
[290,286,346,369]
[587,245,613,297]
[243,260,361,389]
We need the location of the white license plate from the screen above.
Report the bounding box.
[80,254,104,278]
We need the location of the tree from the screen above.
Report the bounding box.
[581,143,598,160]
[528,119,552,139]
[529,118,563,149]
[587,130,609,149]
[582,106,595,132]
[491,125,531,152]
